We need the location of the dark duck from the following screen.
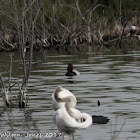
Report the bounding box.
[65,64,80,76]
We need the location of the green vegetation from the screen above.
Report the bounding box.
[0,0,140,50]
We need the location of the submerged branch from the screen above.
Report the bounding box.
[0,74,10,106]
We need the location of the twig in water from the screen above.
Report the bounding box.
[0,74,10,107]
[110,116,126,140]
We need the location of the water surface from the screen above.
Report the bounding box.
[0,47,140,140]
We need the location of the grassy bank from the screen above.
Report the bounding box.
[0,0,140,51]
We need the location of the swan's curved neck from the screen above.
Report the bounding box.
[65,102,74,117]
[54,91,61,102]
[65,102,91,123]
[54,87,63,102]
[65,102,92,128]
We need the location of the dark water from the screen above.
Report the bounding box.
[0,47,140,140]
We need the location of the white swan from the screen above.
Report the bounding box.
[52,87,109,125]
[54,97,92,135]
[52,86,77,111]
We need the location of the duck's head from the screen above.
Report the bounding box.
[67,64,73,72]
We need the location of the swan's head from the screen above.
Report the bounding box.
[53,86,77,110]
[54,86,75,102]
[65,96,75,106]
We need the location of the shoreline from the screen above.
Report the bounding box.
[0,32,140,52]
[1,1,140,52]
